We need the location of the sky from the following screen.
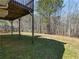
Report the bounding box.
[15,0,31,5]
[60,0,79,16]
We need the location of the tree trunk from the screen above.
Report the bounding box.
[47,14,51,34]
[40,16,42,33]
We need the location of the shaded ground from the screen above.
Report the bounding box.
[0,35,65,59]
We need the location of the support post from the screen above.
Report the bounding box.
[32,0,34,44]
[32,13,34,44]
[11,21,13,35]
[19,18,21,39]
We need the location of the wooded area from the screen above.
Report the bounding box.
[0,0,79,37]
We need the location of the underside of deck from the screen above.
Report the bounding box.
[0,0,33,20]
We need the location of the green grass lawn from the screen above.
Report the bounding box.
[0,34,79,59]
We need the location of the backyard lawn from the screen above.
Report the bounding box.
[0,33,79,59]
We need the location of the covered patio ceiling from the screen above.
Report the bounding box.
[0,0,33,20]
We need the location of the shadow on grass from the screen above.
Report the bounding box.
[0,34,65,59]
